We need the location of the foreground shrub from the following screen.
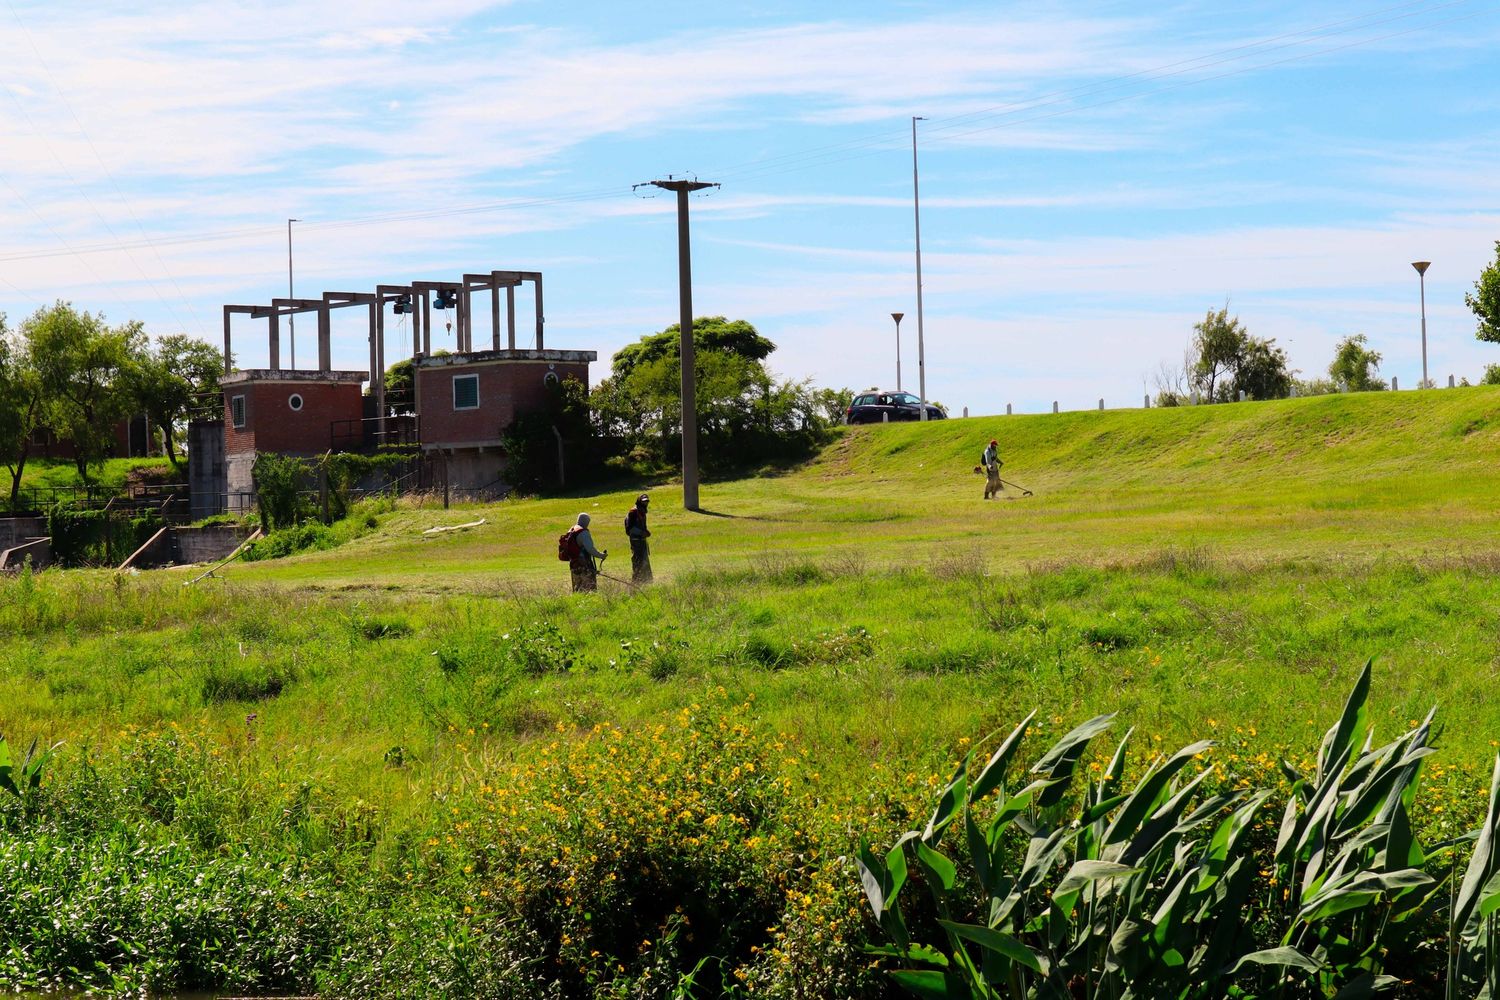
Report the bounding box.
[859,662,1500,998]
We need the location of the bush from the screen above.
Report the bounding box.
[46,502,162,567]
[1481,363,1500,386]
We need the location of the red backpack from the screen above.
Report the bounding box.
[557,526,583,562]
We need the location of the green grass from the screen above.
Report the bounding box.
[6,387,1500,995]
[14,456,175,496]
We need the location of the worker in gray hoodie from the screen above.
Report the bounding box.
[564,512,608,592]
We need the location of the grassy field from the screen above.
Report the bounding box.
[4,387,1500,996]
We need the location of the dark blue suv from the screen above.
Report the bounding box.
[846,389,946,423]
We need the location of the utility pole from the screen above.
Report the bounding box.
[287,218,300,369]
[911,117,929,421]
[637,176,719,511]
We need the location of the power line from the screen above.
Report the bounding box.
[2,0,200,335]
[0,0,1486,271]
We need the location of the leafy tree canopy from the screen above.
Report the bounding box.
[1468,240,1500,344]
[609,316,775,380]
[1328,334,1385,392]
[1187,305,1294,402]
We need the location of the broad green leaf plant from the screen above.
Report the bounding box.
[859,662,1500,998]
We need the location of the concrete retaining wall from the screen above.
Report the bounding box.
[0,516,47,549]
[175,525,254,565]
[0,536,53,572]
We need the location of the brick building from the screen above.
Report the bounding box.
[220,369,367,499]
[415,348,595,491]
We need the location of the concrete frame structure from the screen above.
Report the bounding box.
[210,266,571,508]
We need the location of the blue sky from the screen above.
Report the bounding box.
[1,0,1497,413]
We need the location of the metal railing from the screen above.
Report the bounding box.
[329,414,418,453]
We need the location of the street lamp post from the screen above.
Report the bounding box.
[1412,261,1431,389]
[288,218,301,369]
[911,116,929,421]
[891,312,904,389]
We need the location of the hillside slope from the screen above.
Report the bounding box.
[234,387,1500,590]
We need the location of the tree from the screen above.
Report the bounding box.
[609,316,775,380]
[126,334,224,469]
[1186,306,1293,402]
[1190,306,1246,402]
[1467,240,1500,343]
[591,317,835,475]
[1328,334,1385,392]
[1230,336,1293,401]
[0,316,47,507]
[24,302,139,483]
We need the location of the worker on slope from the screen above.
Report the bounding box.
[981,438,1003,500]
[562,512,607,592]
[625,493,653,585]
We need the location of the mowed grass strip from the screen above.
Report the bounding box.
[221,386,1500,591]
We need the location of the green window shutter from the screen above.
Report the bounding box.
[453,375,479,410]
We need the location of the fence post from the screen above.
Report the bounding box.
[1191,390,1200,405]
[1238,390,1246,402]
[962,406,969,418]
[319,462,331,525]
[1449,374,1455,388]
[1098,398,1104,411]
[1144,394,1150,408]
[442,451,450,510]
[1006,403,1012,415]
[881,411,889,423]
[1391,376,1398,391]
[1052,401,1059,414]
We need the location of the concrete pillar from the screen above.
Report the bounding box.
[1191,391,1199,405]
[1052,401,1059,414]
[370,302,385,442]
[533,275,544,348]
[268,312,280,369]
[1144,394,1150,408]
[221,306,233,374]
[1237,390,1246,402]
[317,306,332,371]
[506,286,516,350]
[411,294,422,360]
[421,292,432,356]
[1392,376,1398,391]
[1291,384,1299,397]
[1006,403,1012,415]
[491,285,501,351]
[962,406,968,418]
[1098,398,1104,411]
[1449,374,1455,388]
[882,411,889,423]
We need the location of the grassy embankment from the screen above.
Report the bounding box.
[4,387,1500,995]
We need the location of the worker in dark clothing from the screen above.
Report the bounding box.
[566,512,607,592]
[981,439,1003,499]
[625,493,652,584]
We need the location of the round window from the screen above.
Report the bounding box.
[288,393,304,412]
[543,371,560,388]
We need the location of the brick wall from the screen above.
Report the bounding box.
[417,359,589,447]
[224,381,364,456]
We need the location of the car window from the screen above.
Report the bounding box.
[855,395,873,406]
[895,393,919,405]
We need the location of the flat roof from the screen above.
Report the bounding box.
[416,348,596,369]
[221,369,368,385]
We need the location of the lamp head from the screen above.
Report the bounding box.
[1412,261,1431,276]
